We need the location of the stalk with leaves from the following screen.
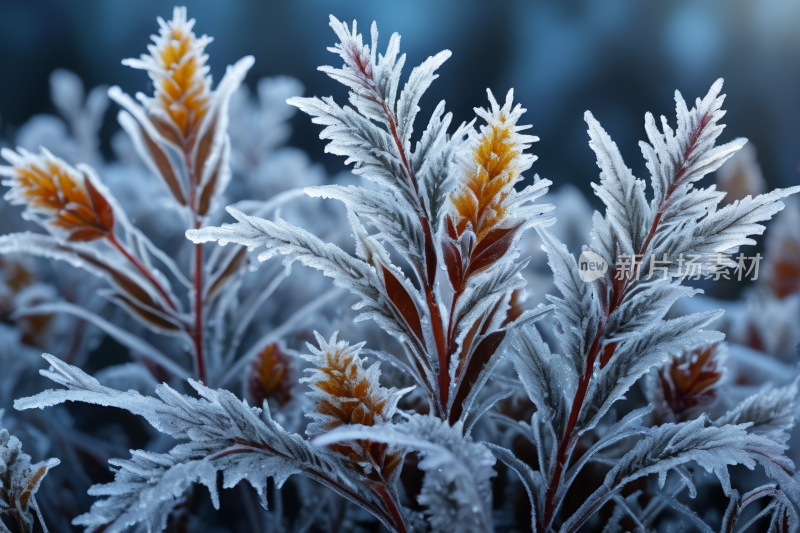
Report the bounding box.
[189,16,556,427]
[491,80,800,532]
[0,7,325,390]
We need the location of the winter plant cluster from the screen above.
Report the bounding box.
[0,7,799,533]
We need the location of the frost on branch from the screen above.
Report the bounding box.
[14,354,376,532]
[190,17,554,424]
[561,416,793,533]
[0,412,59,533]
[314,414,496,533]
[505,79,800,531]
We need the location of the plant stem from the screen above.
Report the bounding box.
[541,111,712,531]
[375,483,409,533]
[184,147,207,384]
[107,232,178,312]
[193,227,206,383]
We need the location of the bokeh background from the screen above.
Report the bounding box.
[1,0,798,200]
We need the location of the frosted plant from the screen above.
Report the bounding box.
[0,7,332,392]
[0,411,59,533]
[16,347,450,533]
[189,16,556,428]
[489,80,800,532]
[4,7,800,533]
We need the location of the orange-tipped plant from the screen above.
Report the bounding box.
[649,343,727,422]
[191,19,556,428]
[123,7,213,141]
[247,343,295,409]
[302,332,409,482]
[450,90,535,245]
[1,148,114,242]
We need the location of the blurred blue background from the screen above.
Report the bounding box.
[0,0,798,198]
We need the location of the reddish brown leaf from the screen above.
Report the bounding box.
[248,343,294,408]
[193,115,219,186]
[442,240,463,292]
[421,217,437,287]
[67,227,107,242]
[449,329,505,424]
[197,148,223,216]
[445,215,458,240]
[140,121,188,205]
[501,289,525,328]
[112,291,182,332]
[442,216,463,292]
[465,222,522,279]
[150,115,184,148]
[83,172,115,232]
[381,264,424,344]
[205,247,247,301]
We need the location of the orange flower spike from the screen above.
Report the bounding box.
[122,6,212,140]
[451,89,538,245]
[0,148,114,242]
[247,343,295,409]
[302,332,412,479]
[658,343,726,421]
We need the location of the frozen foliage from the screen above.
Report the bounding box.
[2,6,800,533]
[189,16,556,431]
[0,412,59,533]
[313,414,496,533]
[15,353,402,532]
[490,79,800,533]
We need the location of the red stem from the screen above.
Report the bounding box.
[107,232,178,312]
[185,146,207,384]
[375,483,409,533]
[541,112,711,530]
[352,53,449,417]
[193,224,206,383]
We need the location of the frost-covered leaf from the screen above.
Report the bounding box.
[506,323,571,441]
[305,184,427,278]
[576,311,724,437]
[72,447,219,533]
[0,418,59,533]
[15,355,396,532]
[485,442,544,531]
[537,227,597,377]
[715,376,800,445]
[586,111,650,257]
[640,79,746,216]
[287,95,417,209]
[561,416,790,533]
[314,414,496,533]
